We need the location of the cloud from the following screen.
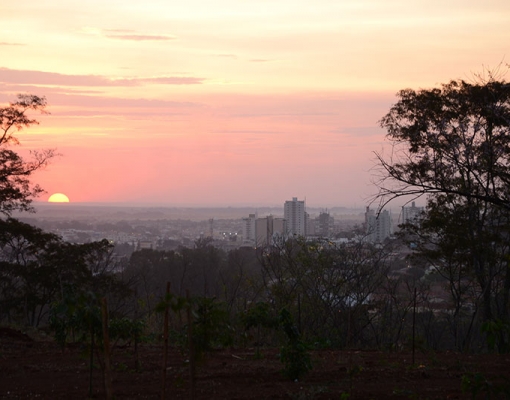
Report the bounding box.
[52,110,190,118]
[139,77,203,85]
[0,42,25,46]
[216,54,238,59]
[249,59,272,63]
[332,126,385,137]
[105,34,176,41]
[0,68,204,87]
[0,83,103,95]
[44,92,204,110]
[212,129,282,135]
[80,27,176,41]
[102,29,134,33]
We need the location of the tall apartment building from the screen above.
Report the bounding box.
[365,206,392,243]
[284,197,307,236]
[242,213,285,247]
[255,215,286,247]
[316,211,334,237]
[242,213,257,244]
[401,201,424,225]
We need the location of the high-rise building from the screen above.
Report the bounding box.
[242,213,257,244]
[255,215,286,247]
[284,197,306,236]
[365,206,392,243]
[315,211,334,237]
[401,201,424,225]
[242,212,285,247]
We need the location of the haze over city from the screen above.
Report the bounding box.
[1,0,509,207]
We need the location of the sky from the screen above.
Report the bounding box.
[1,0,509,207]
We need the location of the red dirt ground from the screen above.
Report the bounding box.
[1,327,509,399]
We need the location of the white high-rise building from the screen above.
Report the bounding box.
[242,213,257,244]
[284,197,306,236]
[365,206,392,243]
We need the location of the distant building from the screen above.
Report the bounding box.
[284,197,307,236]
[242,213,257,244]
[137,240,154,250]
[256,215,286,247]
[401,201,424,225]
[242,213,285,247]
[316,211,334,237]
[365,206,392,243]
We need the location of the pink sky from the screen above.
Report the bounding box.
[1,0,509,206]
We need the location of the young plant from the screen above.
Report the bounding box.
[279,308,312,381]
[242,301,279,358]
[481,319,510,353]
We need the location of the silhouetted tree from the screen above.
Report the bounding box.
[0,94,56,215]
[375,75,510,210]
[376,73,510,349]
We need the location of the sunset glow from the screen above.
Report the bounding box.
[2,1,509,206]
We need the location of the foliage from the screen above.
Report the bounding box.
[0,94,56,215]
[192,297,233,354]
[49,285,102,347]
[242,301,279,356]
[109,317,146,346]
[376,73,510,347]
[375,76,510,210]
[0,218,63,326]
[481,319,510,353]
[279,308,312,381]
[0,222,126,328]
[242,301,279,331]
[460,372,510,399]
[260,237,391,348]
[156,293,233,358]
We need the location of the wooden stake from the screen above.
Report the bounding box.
[101,297,113,400]
[161,282,171,400]
[187,290,196,400]
[412,287,417,366]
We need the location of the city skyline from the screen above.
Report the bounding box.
[1,1,509,207]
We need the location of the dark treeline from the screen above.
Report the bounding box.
[1,219,505,353]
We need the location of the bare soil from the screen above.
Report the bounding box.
[1,327,509,399]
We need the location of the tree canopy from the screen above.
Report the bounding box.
[0,94,56,215]
[376,74,510,349]
[374,77,510,210]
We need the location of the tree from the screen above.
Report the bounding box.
[0,94,56,215]
[0,217,131,327]
[0,218,62,325]
[375,74,510,348]
[374,76,510,210]
[398,195,509,350]
[259,237,391,347]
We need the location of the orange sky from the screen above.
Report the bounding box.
[1,0,509,206]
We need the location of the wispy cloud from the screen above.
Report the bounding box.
[0,68,204,87]
[332,126,385,137]
[80,27,176,41]
[212,129,282,135]
[0,42,25,46]
[140,77,203,85]
[37,93,203,110]
[216,54,238,59]
[0,83,103,95]
[105,34,176,41]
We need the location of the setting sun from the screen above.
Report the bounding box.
[48,193,70,203]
